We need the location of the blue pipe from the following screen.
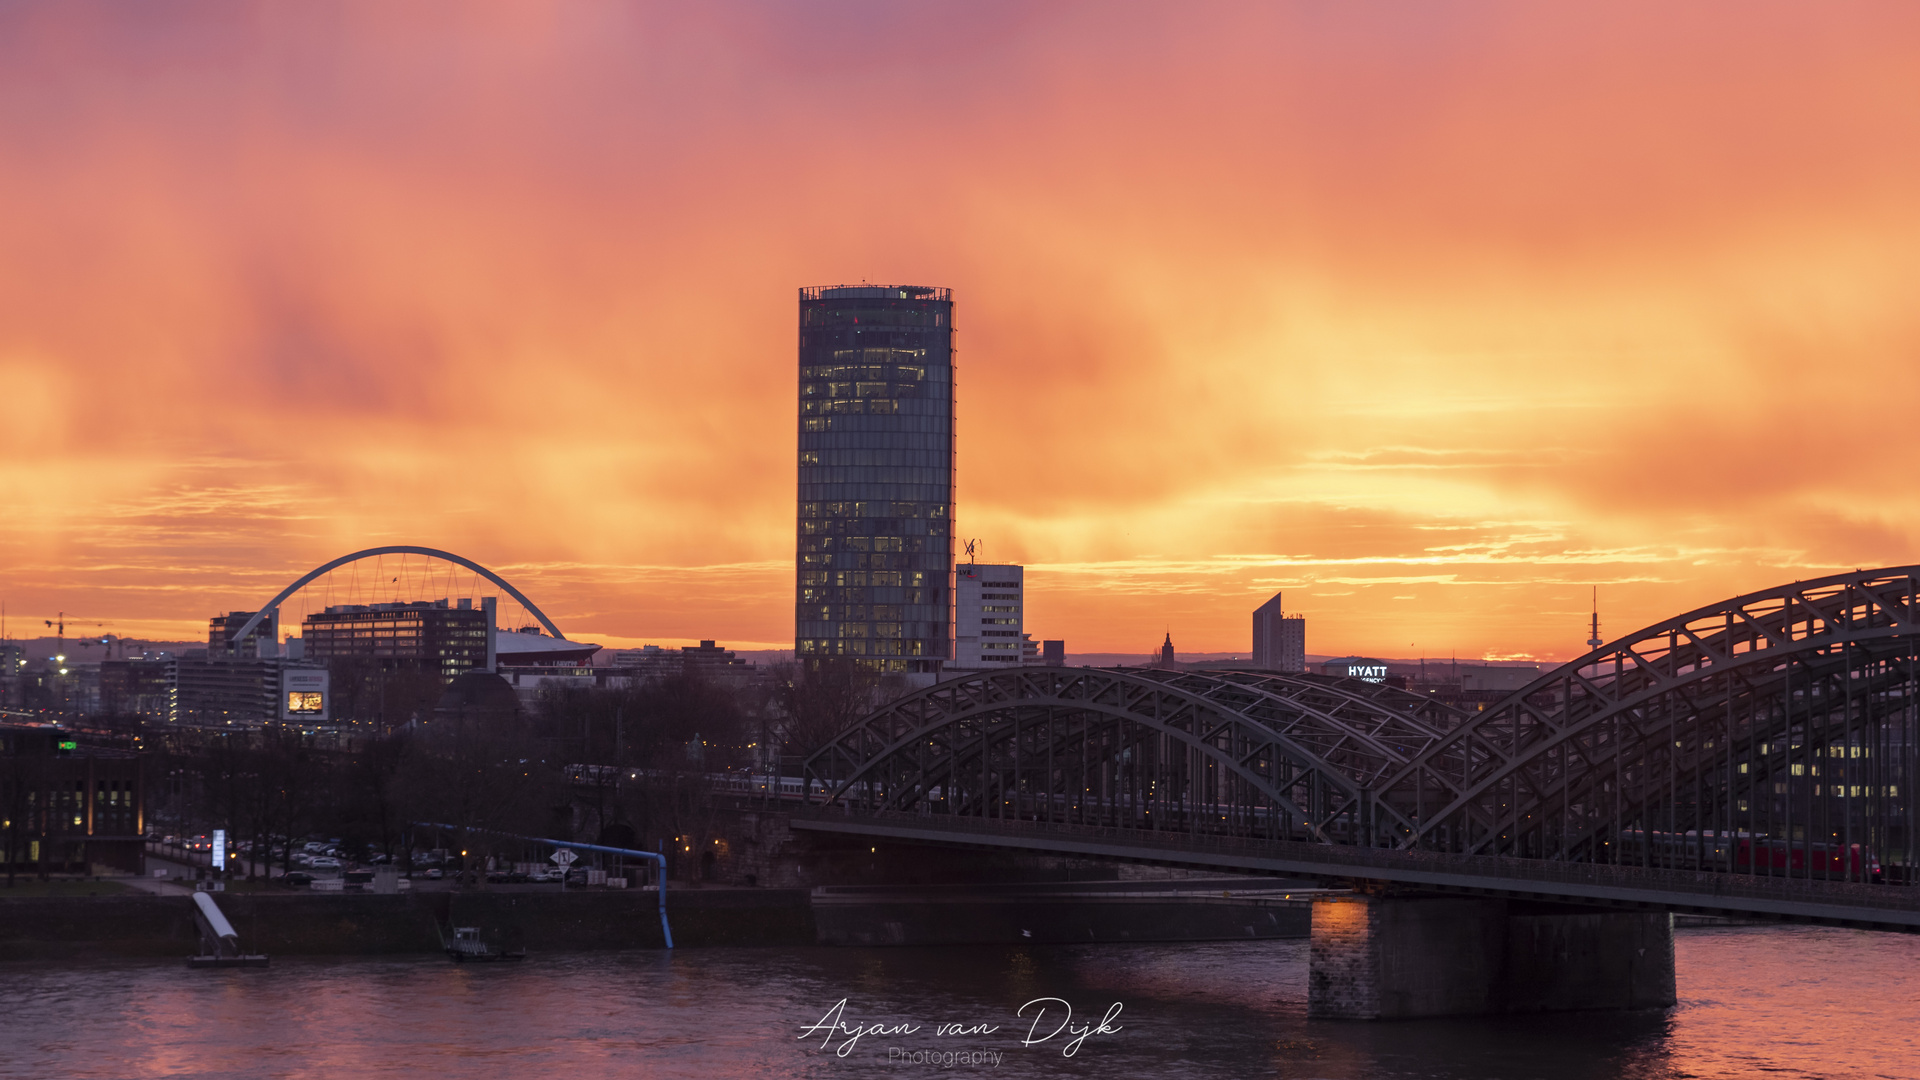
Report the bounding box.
[415,822,673,949]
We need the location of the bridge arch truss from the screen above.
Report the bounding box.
[801,567,1920,883]
[1389,567,1920,871]
[801,666,1473,846]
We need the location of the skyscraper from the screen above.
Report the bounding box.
[1252,591,1307,672]
[795,285,955,674]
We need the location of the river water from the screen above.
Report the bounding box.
[1,926,1913,1080]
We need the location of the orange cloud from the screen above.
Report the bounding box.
[2,2,1917,663]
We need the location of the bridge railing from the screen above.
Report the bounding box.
[783,804,1920,918]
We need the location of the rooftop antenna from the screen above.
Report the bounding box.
[1586,587,1603,652]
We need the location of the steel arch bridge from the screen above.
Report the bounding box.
[800,567,1920,886]
[222,546,568,653]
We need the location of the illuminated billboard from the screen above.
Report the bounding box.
[280,666,330,722]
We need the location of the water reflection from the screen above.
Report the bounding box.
[0,926,1912,1079]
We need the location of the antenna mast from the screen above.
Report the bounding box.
[1586,587,1603,651]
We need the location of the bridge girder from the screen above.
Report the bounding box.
[802,666,1469,845]
[801,567,1920,883]
[1391,566,1920,858]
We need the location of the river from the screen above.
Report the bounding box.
[1,925,1912,1079]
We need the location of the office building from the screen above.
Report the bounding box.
[0,643,22,708]
[98,658,173,721]
[955,564,1023,665]
[0,726,144,874]
[301,599,491,681]
[209,610,278,658]
[609,641,755,685]
[795,284,955,675]
[170,657,331,726]
[1251,592,1307,673]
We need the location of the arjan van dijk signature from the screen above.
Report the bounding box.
[799,997,1124,1059]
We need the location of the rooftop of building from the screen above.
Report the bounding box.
[494,627,599,662]
[0,724,140,758]
[317,599,483,615]
[800,284,950,301]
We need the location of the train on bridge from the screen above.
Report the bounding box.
[1615,829,1884,883]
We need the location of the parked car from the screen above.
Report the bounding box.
[278,871,315,888]
[424,868,443,880]
[308,856,342,870]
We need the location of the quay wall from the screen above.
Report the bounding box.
[0,889,812,962]
[0,881,1309,961]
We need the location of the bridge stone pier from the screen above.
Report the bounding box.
[1308,894,1675,1019]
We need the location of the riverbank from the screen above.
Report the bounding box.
[0,877,1320,960]
[0,888,810,961]
[812,878,1319,945]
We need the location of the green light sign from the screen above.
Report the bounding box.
[58,741,77,751]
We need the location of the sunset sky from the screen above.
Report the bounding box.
[3,2,1918,661]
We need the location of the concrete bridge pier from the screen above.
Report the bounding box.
[1307,894,1675,1019]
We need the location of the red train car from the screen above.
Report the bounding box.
[1615,830,1883,882]
[1734,837,1882,883]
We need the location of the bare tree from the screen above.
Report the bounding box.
[401,680,557,884]
[768,658,880,759]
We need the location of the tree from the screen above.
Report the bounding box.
[349,730,410,862]
[769,658,880,759]
[400,676,556,885]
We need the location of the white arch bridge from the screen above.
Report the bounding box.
[222,546,568,653]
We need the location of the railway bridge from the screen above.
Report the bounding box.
[792,567,1920,1017]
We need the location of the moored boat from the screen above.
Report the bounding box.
[443,925,526,963]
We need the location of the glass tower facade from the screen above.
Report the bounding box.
[796,285,955,674]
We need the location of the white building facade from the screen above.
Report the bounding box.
[954,563,1024,667]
